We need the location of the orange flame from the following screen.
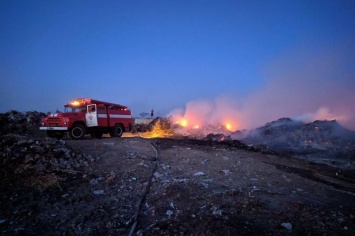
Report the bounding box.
[141,120,175,138]
[173,112,239,132]
[180,119,188,127]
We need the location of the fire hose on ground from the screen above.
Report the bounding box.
[128,127,160,236]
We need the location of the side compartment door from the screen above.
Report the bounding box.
[97,105,108,127]
[86,104,98,127]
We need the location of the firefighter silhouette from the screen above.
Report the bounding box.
[151,109,154,118]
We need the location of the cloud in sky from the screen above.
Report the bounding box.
[169,37,355,130]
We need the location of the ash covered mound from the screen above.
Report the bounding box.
[236,118,355,168]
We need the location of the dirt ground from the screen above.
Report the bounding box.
[1,133,355,235]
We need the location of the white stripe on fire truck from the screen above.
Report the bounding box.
[109,114,132,119]
[97,114,132,119]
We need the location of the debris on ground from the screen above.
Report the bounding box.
[1,111,355,235]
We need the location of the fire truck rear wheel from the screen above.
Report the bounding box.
[69,124,86,140]
[113,124,124,137]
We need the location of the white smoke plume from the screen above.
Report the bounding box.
[169,38,355,131]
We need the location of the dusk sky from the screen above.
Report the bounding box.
[1,1,355,130]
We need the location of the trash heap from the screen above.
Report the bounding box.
[0,133,99,233]
[242,118,354,149]
[0,134,95,193]
[0,110,46,136]
[236,118,355,168]
[239,118,355,151]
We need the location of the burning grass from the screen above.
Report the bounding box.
[141,119,176,138]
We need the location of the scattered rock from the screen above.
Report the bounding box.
[166,210,173,217]
[153,172,164,179]
[0,219,7,224]
[221,169,230,175]
[93,190,105,195]
[194,172,205,176]
[280,222,292,230]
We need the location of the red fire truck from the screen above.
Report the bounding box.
[40,98,134,140]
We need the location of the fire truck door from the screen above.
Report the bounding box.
[86,104,98,127]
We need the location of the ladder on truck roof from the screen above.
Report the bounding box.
[89,99,128,109]
[66,98,128,110]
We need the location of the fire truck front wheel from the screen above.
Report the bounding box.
[69,124,86,140]
[112,124,124,137]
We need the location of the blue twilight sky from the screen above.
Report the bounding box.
[1,0,355,129]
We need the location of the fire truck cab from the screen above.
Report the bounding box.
[40,98,133,140]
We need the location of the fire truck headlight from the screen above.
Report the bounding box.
[64,121,67,125]
[41,122,44,126]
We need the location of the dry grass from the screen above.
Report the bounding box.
[141,120,175,138]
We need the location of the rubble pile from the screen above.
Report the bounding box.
[292,120,355,150]
[241,118,355,151]
[0,134,101,234]
[0,134,93,175]
[236,118,304,148]
[236,118,355,168]
[0,110,46,136]
[204,133,232,142]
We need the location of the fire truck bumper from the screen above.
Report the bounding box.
[40,127,68,131]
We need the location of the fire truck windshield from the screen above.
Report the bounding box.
[65,106,86,113]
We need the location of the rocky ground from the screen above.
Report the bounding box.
[1,111,355,235]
